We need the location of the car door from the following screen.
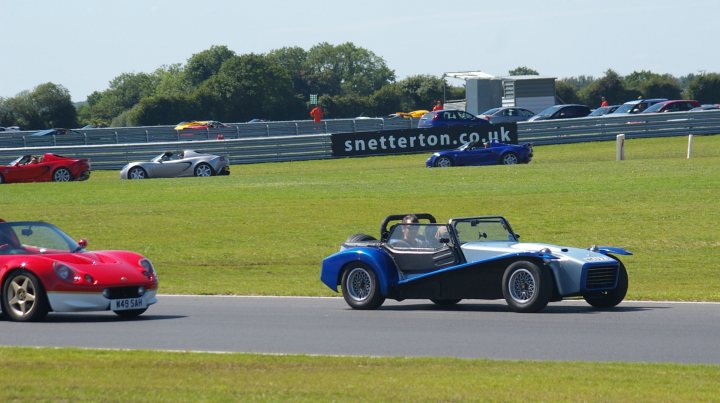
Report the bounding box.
[154,158,194,177]
[441,111,458,127]
[6,159,48,182]
[455,143,496,166]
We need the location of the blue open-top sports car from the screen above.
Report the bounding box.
[426,141,533,167]
[320,214,631,312]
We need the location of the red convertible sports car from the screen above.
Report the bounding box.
[0,153,91,184]
[0,219,158,321]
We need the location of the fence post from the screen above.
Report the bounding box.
[687,134,693,159]
[115,131,119,143]
[146,130,149,143]
[295,123,299,136]
[616,134,625,160]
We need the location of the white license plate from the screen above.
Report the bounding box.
[111,297,146,311]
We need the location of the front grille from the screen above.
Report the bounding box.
[105,286,141,299]
[585,266,618,289]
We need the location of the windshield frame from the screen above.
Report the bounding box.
[449,216,518,243]
[0,221,82,255]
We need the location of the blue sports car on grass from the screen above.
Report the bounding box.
[320,214,631,313]
[426,141,533,167]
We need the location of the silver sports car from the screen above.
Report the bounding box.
[120,150,230,179]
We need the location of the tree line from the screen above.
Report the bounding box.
[1,44,719,130]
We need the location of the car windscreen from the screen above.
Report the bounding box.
[0,222,80,254]
[536,105,563,117]
[481,108,501,115]
[641,102,665,113]
[612,103,636,114]
[453,218,516,243]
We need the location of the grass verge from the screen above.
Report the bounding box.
[0,347,718,402]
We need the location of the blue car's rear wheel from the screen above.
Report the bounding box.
[500,152,519,165]
[502,260,552,313]
[341,263,385,310]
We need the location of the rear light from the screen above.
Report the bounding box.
[432,114,440,120]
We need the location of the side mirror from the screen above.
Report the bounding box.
[77,239,88,248]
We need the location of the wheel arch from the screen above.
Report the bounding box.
[321,248,397,295]
[503,255,560,300]
[53,166,73,180]
[0,266,54,312]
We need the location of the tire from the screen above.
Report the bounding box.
[340,263,385,310]
[500,152,519,165]
[435,156,453,167]
[502,260,552,313]
[194,163,214,177]
[583,261,628,309]
[113,308,147,319]
[2,270,49,322]
[430,299,461,306]
[52,168,72,182]
[128,167,147,179]
[346,233,376,243]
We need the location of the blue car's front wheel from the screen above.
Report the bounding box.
[502,260,552,313]
[341,263,385,310]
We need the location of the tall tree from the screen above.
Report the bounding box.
[266,46,310,98]
[2,83,77,129]
[305,42,395,97]
[197,54,303,122]
[686,73,720,103]
[578,69,637,106]
[508,66,539,76]
[396,75,445,111]
[184,45,236,87]
[624,70,681,99]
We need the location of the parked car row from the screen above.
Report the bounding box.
[0,150,230,184]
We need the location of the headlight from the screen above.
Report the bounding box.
[139,258,157,279]
[53,262,81,283]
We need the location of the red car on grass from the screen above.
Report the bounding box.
[0,153,91,184]
[0,219,158,321]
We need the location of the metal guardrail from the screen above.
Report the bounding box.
[0,135,331,170]
[0,117,419,149]
[517,109,720,144]
[0,110,717,170]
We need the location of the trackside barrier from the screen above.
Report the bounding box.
[0,134,331,170]
[1,111,718,169]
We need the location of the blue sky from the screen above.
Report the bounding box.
[2,0,717,101]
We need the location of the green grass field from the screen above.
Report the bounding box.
[1,135,718,300]
[1,347,718,402]
[1,135,718,401]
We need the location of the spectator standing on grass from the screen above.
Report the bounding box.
[600,96,608,107]
[310,105,324,123]
[432,100,443,111]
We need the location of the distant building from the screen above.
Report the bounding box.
[444,71,556,115]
